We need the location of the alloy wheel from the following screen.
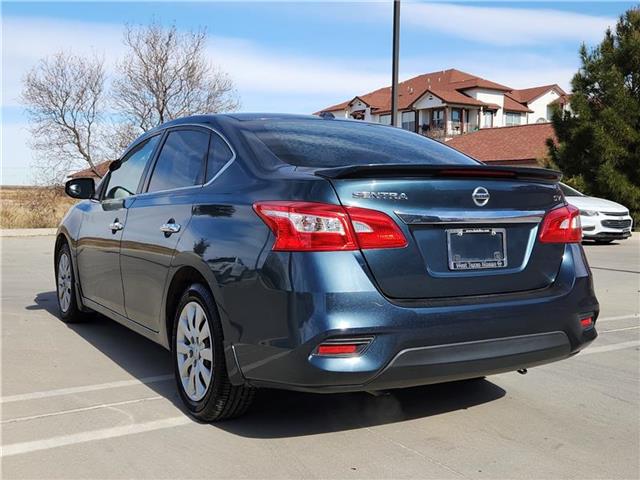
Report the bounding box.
[57,252,72,313]
[176,301,214,401]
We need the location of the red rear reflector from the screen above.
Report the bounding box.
[580,317,593,328]
[538,204,582,243]
[316,344,359,355]
[253,201,407,252]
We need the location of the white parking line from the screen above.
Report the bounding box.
[0,375,173,404]
[0,415,193,458]
[600,326,640,333]
[580,340,640,355]
[1,396,163,425]
[597,313,639,322]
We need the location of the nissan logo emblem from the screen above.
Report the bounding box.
[472,186,490,207]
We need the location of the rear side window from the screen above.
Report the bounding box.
[246,118,478,167]
[148,129,210,192]
[206,133,234,182]
[104,135,160,200]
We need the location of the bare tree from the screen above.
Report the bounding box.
[21,22,241,184]
[102,120,139,161]
[22,52,107,183]
[113,22,239,132]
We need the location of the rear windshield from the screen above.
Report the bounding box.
[246,118,478,168]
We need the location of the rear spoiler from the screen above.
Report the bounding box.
[314,164,562,183]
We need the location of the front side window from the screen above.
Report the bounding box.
[147,129,210,192]
[245,118,478,168]
[401,111,416,132]
[505,112,522,126]
[104,135,160,200]
[206,133,234,182]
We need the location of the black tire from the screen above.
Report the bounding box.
[55,243,88,323]
[171,283,254,421]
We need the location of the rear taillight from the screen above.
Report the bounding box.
[346,206,408,250]
[253,201,407,252]
[538,204,582,243]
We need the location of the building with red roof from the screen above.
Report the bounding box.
[316,69,568,140]
[68,161,111,179]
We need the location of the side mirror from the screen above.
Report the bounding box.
[65,178,95,199]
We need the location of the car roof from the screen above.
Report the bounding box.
[157,113,323,127]
[127,113,363,154]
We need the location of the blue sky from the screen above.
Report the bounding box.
[2,1,635,184]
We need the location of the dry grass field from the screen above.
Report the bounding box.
[0,186,77,229]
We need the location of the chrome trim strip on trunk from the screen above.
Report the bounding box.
[394,210,546,225]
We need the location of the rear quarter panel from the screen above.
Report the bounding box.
[169,159,342,348]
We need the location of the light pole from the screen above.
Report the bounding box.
[391,0,400,127]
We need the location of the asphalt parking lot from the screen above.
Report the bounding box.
[1,235,639,479]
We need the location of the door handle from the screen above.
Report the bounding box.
[109,220,124,233]
[160,222,181,235]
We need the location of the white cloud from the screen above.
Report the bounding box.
[0,8,602,184]
[1,15,390,184]
[400,3,615,46]
[208,38,388,96]
[1,16,388,109]
[1,17,126,107]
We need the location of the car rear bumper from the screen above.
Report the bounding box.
[232,244,599,392]
[241,307,597,393]
[364,331,574,391]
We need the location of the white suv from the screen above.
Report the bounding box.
[560,183,633,244]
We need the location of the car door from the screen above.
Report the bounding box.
[76,135,162,315]
[120,127,211,331]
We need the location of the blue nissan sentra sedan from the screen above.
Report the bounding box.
[57,114,598,421]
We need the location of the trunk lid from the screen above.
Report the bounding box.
[318,165,565,299]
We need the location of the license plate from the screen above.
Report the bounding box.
[447,228,507,270]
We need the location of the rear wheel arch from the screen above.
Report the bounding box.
[170,281,254,420]
[165,266,211,346]
[164,264,246,387]
[164,261,232,344]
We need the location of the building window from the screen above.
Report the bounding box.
[505,112,521,126]
[450,108,462,133]
[401,111,416,132]
[431,109,445,129]
[379,114,391,125]
[483,110,493,128]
